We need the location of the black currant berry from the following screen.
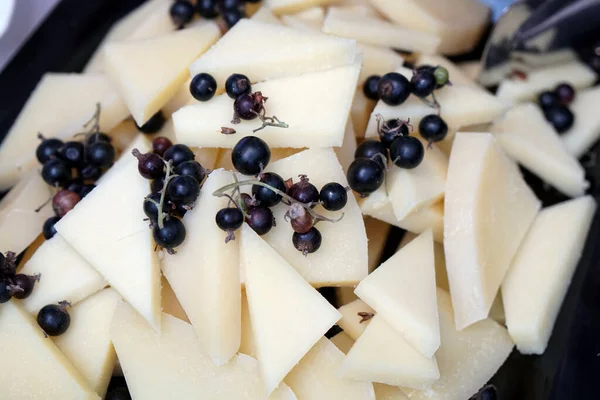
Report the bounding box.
[410,70,436,98]
[0,280,11,303]
[170,0,195,27]
[390,136,424,169]
[545,105,574,133]
[132,149,165,180]
[36,137,63,164]
[196,0,219,19]
[11,274,35,299]
[175,160,206,183]
[292,227,322,255]
[143,192,162,220]
[43,216,61,240]
[37,303,70,336]
[246,206,274,235]
[538,91,559,110]
[355,140,388,167]
[234,94,261,120]
[153,218,187,249]
[231,136,271,175]
[52,189,81,217]
[380,119,409,148]
[363,75,380,100]
[215,207,244,232]
[163,144,195,167]
[79,184,96,198]
[137,111,166,134]
[419,114,448,142]
[80,164,102,181]
[555,83,575,104]
[223,8,245,28]
[347,158,384,196]
[190,73,217,102]
[66,178,84,194]
[41,159,72,186]
[288,175,319,205]
[225,73,252,99]
[85,132,111,146]
[167,175,201,205]
[377,72,410,106]
[151,176,166,193]
[319,182,348,211]
[286,203,313,234]
[152,136,173,157]
[86,142,115,167]
[252,172,286,207]
[219,0,243,10]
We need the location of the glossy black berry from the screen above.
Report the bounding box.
[225,73,252,99]
[363,75,381,100]
[85,132,111,146]
[555,83,575,104]
[223,8,245,28]
[52,189,81,217]
[545,105,574,133]
[390,136,424,169]
[234,94,261,120]
[377,72,410,106]
[252,172,286,207]
[469,384,497,400]
[380,119,410,148]
[0,252,4,271]
[419,114,448,142]
[0,280,11,303]
[232,136,271,175]
[80,164,102,181]
[319,182,348,211]
[196,0,219,18]
[190,73,217,102]
[538,90,559,110]
[36,137,63,164]
[153,218,187,249]
[151,176,166,193]
[410,70,436,98]
[163,144,195,166]
[37,304,70,336]
[41,159,72,186]
[137,111,166,134]
[152,136,173,157]
[288,176,319,205]
[86,142,115,167]
[11,274,35,299]
[43,216,61,239]
[66,178,84,194]
[347,158,384,196]
[292,227,322,255]
[355,140,388,167]
[219,0,243,11]
[79,184,95,198]
[170,0,195,27]
[133,150,165,180]
[175,160,206,183]
[167,175,200,205]
[246,206,274,235]
[216,207,244,231]
[143,192,162,220]
[105,386,132,400]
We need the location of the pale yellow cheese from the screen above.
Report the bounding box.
[265,0,337,15]
[503,196,596,354]
[281,15,321,32]
[0,301,99,399]
[561,86,600,157]
[337,299,375,340]
[417,54,481,88]
[293,7,325,25]
[241,223,341,394]
[330,331,355,354]
[489,293,506,326]
[175,61,361,148]
[339,315,439,389]
[105,23,220,126]
[161,276,189,322]
[358,43,405,85]
[251,6,283,24]
[398,231,449,291]
[16,234,45,271]
[409,289,514,400]
[111,302,297,400]
[216,147,303,171]
[55,137,162,331]
[335,119,358,171]
[240,289,257,358]
[285,337,375,400]
[107,120,139,153]
[330,5,379,19]
[369,0,489,55]
[0,170,54,254]
[53,288,120,398]
[355,230,440,357]
[189,19,357,85]
[19,234,107,315]
[352,89,377,137]
[444,133,540,329]
[496,61,596,103]
[459,61,482,81]
[491,103,588,197]
[0,73,128,190]
[323,9,440,54]
[162,169,241,365]
[263,148,368,286]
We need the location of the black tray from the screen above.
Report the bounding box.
[1,1,599,399]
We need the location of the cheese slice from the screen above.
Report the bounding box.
[358,43,405,85]
[496,61,596,103]
[561,86,600,157]
[444,133,540,330]
[337,299,375,340]
[409,289,514,400]
[369,0,489,55]
[339,315,439,389]
[264,0,337,15]
[335,119,358,171]
[285,337,375,400]
[352,89,377,137]
[251,6,283,24]
[281,15,321,32]
[330,5,378,19]
[0,73,128,190]
[355,230,440,357]
[55,137,161,331]
[459,61,482,82]
[503,196,596,354]
[105,23,220,126]
[19,234,107,315]
[0,170,54,254]
[293,7,325,25]
[388,140,448,220]
[417,54,481,88]
[162,169,241,365]
[241,223,341,394]
[330,331,355,354]
[161,277,189,322]
[52,288,121,398]
[491,103,588,197]
[16,234,45,270]
[240,289,257,357]
[398,231,449,292]
[323,9,440,54]
[111,302,297,400]
[263,148,368,286]
[107,120,139,153]
[175,61,361,148]
[0,301,99,399]
[189,19,357,85]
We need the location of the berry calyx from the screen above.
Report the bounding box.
[233,93,262,121]
[215,207,244,243]
[287,175,319,205]
[363,75,380,100]
[231,136,271,175]
[319,182,348,211]
[137,111,166,134]
[52,189,81,218]
[163,144,195,167]
[152,136,173,157]
[132,148,165,180]
[246,206,274,235]
[190,73,217,102]
[226,73,252,99]
[347,158,384,196]
[377,72,410,106]
[390,136,424,169]
[252,172,286,207]
[153,218,187,250]
[285,203,313,234]
[377,116,410,148]
[419,114,448,143]
[37,301,71,336]
[292,227,322,256]
[36,135,63,164]
[43,216,61,239]
[11,274,39,300]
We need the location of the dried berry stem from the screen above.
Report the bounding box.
[358,312,374,323]
[83,103,102,133]
[372,153,390,197]
[253,114,289,133]
[157,160,175,230]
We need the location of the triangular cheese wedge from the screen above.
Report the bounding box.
[105,22,220,125]
[330,331,355,354]
[491,103,588,197]
[265,0,336,15]
[52,288,121,398]
[19,234,107,315]
[174,60,361,148]
[358,43,404,85]
[561,86,600,157]
[189,19,357,85]
[0,73,128,190]
[240,289,257,357]
[55,136,162,331]
[161,276,189,322]
[285,337,375,399]
[0,170,54,254]
[503,196,596,354]
[337,299,375,340]
[335,119,358,171]
[251,7,283,25]
[444,133,540,330]
[293,6,325,24]
[111,301,296,400]
[339,315,439,389]
[355,230,440,357]
[262,148,368,286]
[162,169,241,365]
[398,231,449,292]
[241,223,341,394]
[0,301,99,399]
[352,89,377,137]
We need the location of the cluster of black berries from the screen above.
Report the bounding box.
[215,136,349,255]
[135,137,208,253]
[363,64,451,106]
[538,82,576,134]
[347,113,448,197]
[36,106,115,240]
[170,0,261,30]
